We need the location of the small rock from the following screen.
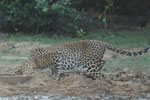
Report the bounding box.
[147,75,150,80]
[119,74,134,82]
[147,93,150,98]
[87,97,92,100]
[123,68,129,72]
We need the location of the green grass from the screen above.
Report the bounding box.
[104,55,150,72]
[0,57,24,65]
[1,29,149,48]
[0,29,150,69]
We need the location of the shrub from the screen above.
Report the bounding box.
[0,0,83,35]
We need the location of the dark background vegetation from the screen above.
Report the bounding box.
[0,0,150,36]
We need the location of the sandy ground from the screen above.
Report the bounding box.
[0,41,150,100]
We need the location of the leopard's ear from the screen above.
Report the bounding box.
[15,66,23,75]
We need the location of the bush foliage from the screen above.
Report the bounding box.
[0,0,150,35]
[0,0,83,35]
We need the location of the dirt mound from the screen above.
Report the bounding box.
[0,67,150,99]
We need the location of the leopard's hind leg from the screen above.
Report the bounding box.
[80,59,105,80]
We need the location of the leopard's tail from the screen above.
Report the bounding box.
[106,44,150,56]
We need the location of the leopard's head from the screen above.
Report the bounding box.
[15,66,23,75]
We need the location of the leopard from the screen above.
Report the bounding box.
[15,40,150,80]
